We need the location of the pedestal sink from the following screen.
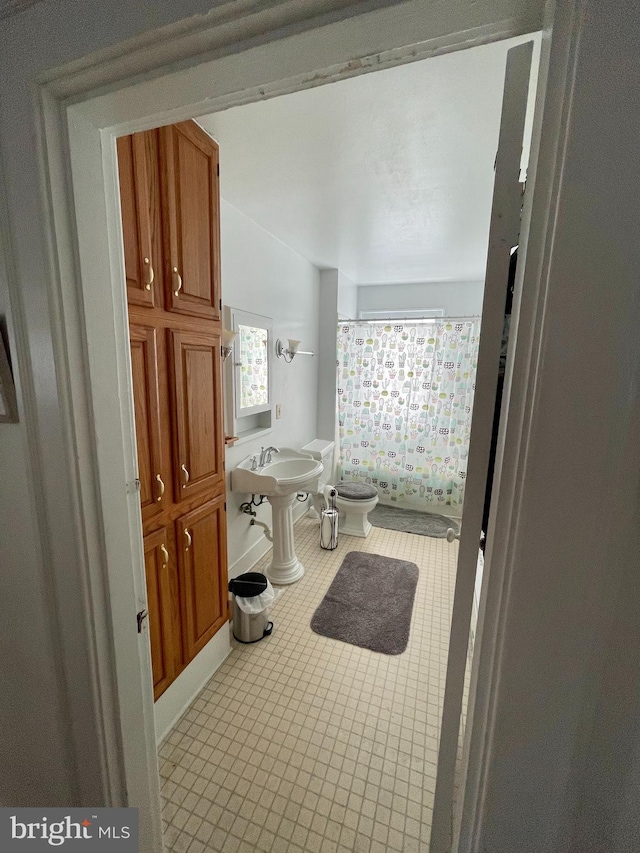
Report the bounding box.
[231,448,323,584]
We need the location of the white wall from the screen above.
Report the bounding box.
[221,201,320,576]
[337,269,358,319]
[317,270,340,443]
[0,287,74,805]
[316,268,357,445]
[0,0,313,810]
[357,280,484,317]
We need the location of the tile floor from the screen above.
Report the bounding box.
[159,514,459,853]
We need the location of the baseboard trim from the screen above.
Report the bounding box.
[154,623,232,744]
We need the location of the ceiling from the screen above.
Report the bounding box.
[199,33,540,285]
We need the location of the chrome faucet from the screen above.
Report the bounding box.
[259,446,280,466]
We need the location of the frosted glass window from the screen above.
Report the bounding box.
[238,324,269,411]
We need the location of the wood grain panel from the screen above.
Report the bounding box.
[177,496,228,663]
[143,527,177,700]
[117,132,160,308]
[129,324,164,521]
[121,121,227,700]
[171,329,224,501]
[186,348,216,476]
[162,121,221,321]
[178,136,212,303]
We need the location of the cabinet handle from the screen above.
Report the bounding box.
[173,266,182,297]
[181,464,190,488]
[160,544,169,567]
[184,528,192,550]
[155,473,165,502]
[144,257,154,291]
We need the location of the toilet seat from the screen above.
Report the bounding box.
[335,482,378,501]
[335,481,379,538]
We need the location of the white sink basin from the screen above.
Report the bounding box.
[231,448,324,585]
[231,447,323,497]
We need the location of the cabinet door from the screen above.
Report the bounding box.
[143,527,178,700]
[162,121,221,321]
[177,497,228,663]
[130,324,165,521]
[171,329,224,500]
[117,132,160,308]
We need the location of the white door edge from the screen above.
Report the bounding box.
[429,40,534,853]
[456,2,583,849]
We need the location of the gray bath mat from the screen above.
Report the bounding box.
[369,503,459,538]
[310,551,419,655]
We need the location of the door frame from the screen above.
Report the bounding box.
[430,39,534,853]
[455,2,582,848]
[26,0,576,849]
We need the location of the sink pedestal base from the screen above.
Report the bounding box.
[265,492,305,585]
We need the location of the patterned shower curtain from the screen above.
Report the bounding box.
[337,319,480,510]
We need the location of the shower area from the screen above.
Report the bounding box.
[336,317,481,516]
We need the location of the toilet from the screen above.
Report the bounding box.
[334,481,379,538]
[301,439,336,517]
[301,440,379,537]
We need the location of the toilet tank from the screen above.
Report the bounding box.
[302,439,335,488]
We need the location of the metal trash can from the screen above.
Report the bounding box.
[228,572,274,644]
[320,486,339,550]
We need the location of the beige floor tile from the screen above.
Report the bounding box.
[161,516,459,852]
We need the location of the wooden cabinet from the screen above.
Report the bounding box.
[143,528,178,700]
[162,122,221,321]
[118,120,228,701]
[116,132,161,308]
[177,497,228,662]
[129,324,165,522]
[171,329,224,501]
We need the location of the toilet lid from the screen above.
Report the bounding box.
[336,482,378,500]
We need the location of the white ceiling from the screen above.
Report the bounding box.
[199,33,540,285]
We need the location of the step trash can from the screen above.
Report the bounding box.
[320,485,339,551]
[228,572,275,643]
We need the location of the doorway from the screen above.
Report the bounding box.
[117,33,536,843]
[38,6,549,853]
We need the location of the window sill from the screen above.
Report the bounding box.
[233,426,273,447]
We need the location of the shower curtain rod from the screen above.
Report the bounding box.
[337,315,481,324]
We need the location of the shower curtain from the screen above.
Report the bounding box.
[337,319,480,510]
